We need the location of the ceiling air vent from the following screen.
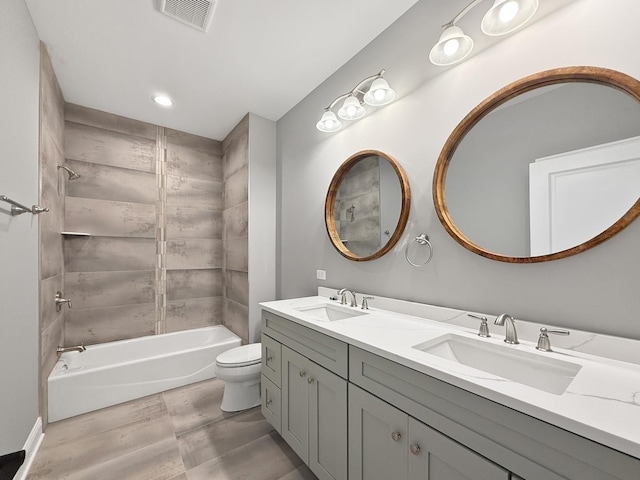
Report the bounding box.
[158,0,217,32]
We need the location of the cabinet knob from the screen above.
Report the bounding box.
[307,377,315,384]
[266,356,273,362]
[391,431,402,442]
[410,443,421,455]
[266,399,273,406]
[299,370,306,377]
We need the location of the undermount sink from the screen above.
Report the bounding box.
[414,333,582,395]
[294,303,368,322]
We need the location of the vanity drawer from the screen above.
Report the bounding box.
[262,310,348,378]
[262,333,282,387]
[261,374,281,434]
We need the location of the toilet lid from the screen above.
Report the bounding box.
[216,343,262,367]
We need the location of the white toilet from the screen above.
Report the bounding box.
[215,343,262,412]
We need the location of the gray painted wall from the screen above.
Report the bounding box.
[276,0,640,340]
[0,0,40,454]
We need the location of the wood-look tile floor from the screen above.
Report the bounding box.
[27,379,318,480]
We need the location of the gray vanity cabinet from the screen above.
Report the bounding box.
[349,384,509,480]
[281,345,348,480]
[262,311,349,480]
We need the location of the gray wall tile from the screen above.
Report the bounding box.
[225,270,248,307]
[165,297,223,333]
[166,175,222,208]
[65,103,157,140]
[166,239,223,270]
[65,303,156,345]
[64,236,156,272]
[223,202,248,239]
[166,206,222,240]
[166,129,222,153]
[166,144,222,182]
[223,166,248,209]
[65,121,156,173]
[65,271,155,309]
[224,236,248,273]
[166,269,222,301]
[223,299,249,344]
[40,227,63,281]
[65,197,156,238]
[65,160,156,204]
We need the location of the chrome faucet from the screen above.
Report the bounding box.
[57,344,86,356]
[494,313,519,344]
[337,288,358,307]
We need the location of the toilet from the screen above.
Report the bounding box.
[215,343,262,412]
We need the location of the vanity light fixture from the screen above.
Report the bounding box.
[153,95,173,107]
[429,0,539,66]
[316,69,396,133]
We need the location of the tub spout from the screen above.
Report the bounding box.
[57,344,86,356]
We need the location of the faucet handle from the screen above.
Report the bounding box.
[361,296,374,310]
[536,327,570,352]
[467,313,490,338]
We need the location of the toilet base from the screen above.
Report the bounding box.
[220,379,261,412]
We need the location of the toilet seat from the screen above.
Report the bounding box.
[216,343,261,367]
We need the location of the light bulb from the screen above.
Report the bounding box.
[153,95,173,106]
[374,89,386,101]
[346,105,357,116]
[443,38,460,56]
[324,119,335,129]
[499,1,519,22]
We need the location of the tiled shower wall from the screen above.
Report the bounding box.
[222,116,250,343]
[62,104,226,345]
[38,44,65,426]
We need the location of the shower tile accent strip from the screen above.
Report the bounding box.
[156,125,168,335]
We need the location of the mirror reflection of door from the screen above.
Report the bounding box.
[529,136,640,255]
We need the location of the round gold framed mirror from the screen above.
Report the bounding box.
[433,66,640,263]
[325,150,411,261]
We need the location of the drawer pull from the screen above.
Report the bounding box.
[299,370,307,378]
[307,377,315,384]
[391,431,402,442]
[410,443,421,455]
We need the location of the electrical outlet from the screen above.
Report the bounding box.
[316,269,327,280]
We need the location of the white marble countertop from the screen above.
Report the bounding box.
[260,294,640,460]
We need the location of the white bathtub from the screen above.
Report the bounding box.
[48,325,241,422]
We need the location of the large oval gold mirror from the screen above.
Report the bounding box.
[434,66,640,263]
[326,150,411,261]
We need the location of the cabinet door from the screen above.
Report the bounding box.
[308,362,348,480]
[281,345,310,463]
[408,417,509,480]
[349,384,408,480]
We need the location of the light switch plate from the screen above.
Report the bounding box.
[316,269,326,280]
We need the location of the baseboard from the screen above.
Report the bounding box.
[12,418,43,480]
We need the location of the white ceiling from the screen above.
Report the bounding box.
[24,0,419,140]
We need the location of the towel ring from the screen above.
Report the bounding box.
[405,234,433,267]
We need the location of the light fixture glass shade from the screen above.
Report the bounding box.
[337,95,366,120]
[316,110,343,133]
[429,25,474,66]
[363,78,396,106]
[481,0,539,36]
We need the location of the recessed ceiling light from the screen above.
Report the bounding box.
[153,95,173,107]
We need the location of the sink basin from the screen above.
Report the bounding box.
[294,303,368,322]
[413,334,582,395]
